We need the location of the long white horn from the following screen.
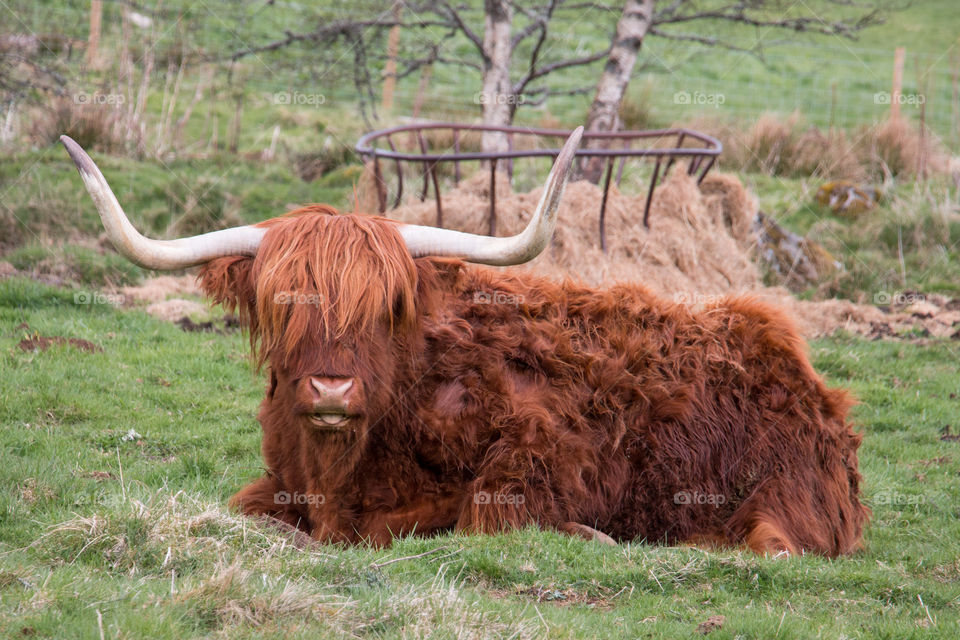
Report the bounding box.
[398,126,583,266]
[61,135,266,270]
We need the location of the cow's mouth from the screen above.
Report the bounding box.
[307,412,357,430]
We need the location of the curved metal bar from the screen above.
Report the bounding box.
[430,161,443,227]
[663,131,687,175]
[453,129,461,184]
[489,159,497,236]
[385,134,404,209]
[599,158,614,252]
[416,131,429,201]
[697,155,717,185]
[373,155,385,213]
[354,122,723,245]
[356,123,721,163]
[643,158,663,229]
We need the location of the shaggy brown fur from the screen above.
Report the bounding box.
[200,205,869,555]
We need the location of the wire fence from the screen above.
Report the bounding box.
[642,45,959,144]
[4,1,959,148]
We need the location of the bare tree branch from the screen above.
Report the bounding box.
[652,3,885,39]
[511,0,561,96]
[220,20,447,64]
[520,84,593,106]
[435,0,487,59]
[212,0,895,143]
[647,27,757,53]
[522,47,612,85]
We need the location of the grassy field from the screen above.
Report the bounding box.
[2,1,960,638]
[1,277,959,638]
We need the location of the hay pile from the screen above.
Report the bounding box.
[388,167,762,297]
[386,168,959,340]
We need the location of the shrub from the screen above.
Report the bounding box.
[29,95,129,153]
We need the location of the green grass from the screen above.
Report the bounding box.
[2,2,960,635]
[1,277,959,638]
[0,145,360,256]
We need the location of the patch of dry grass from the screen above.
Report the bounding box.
[168,563,353,630]
[28,96,128,154]
[682,113,949,181]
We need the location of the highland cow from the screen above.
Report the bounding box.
[62,129,869,555]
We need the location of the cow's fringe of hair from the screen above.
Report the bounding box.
[199,205,419,368]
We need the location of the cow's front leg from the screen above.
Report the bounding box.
[456,478,537,533]
[458,484,616,545]
[455,439,616,544]
[354,492,463,546]
[305,496,360,545]
[229,474,310,532]
[455,441,564,534]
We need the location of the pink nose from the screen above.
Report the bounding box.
[309,376,356,410]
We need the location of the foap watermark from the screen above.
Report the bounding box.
[272,91,326,107]
[73,92,125,106]
[873,491,925,506]
[274,491,326,506]
[674,490,726,507]
[873,91,925,107]
[74,291,125,306]
[274,291,323,307]
[474,490,525,505]
[473,290,525,306]
[673,91,725,108]
[475,91,525,106]
[874,290,925,306]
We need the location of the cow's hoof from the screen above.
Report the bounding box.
[560,522,617,546]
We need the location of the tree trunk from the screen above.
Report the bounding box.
[480,0,513,154]
[380,1,403,112]
[87,0,103,69]
[579,0,655,182]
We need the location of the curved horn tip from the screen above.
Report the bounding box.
[59,135,98,176]
[551,126,583,179]
[564,126,584,153]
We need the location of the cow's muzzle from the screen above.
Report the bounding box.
[305,376,359,431]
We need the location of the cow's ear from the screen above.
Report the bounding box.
[198,256,257,328]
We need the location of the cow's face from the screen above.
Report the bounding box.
[268,318,397,439]
[200,208,423,440]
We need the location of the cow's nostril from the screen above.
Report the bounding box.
[309,376,355,408]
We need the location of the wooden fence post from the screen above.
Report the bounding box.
[381,1,402,112]
[891,46,905,121]
[87,0,103,68]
